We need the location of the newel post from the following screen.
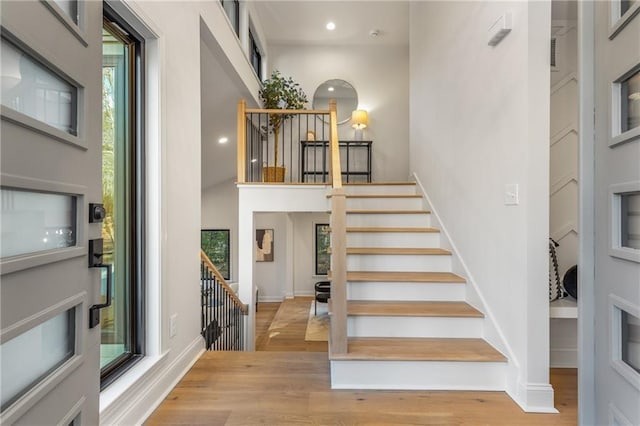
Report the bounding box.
[330,187,348,355]
[237,99,247,183]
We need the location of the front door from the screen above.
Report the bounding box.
[593,1,640,424]
[1,1,102,424]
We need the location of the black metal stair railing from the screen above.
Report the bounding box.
[200,250,248,350]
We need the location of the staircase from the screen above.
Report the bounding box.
[329,182,507,390]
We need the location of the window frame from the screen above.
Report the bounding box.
[315,223,330,276]
[219,0,240,37]
[99,5,146,389]
[201,229,231,281]
[249,28,262,80]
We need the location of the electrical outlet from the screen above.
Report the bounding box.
[170,314,177,338]
[504,184,519,205]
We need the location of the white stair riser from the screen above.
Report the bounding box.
[347,316,483,338]
[347,254,451,272]
[347,232,441,248]
[346,213,431,227]
[330,360,506,390]
[347,282,466,301]
[346,197,423,210]
[344,185,417,195]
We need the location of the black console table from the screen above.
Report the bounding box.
[300,140,372,183]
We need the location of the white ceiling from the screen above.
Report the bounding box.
[253,1,410,46]
[201,1,409,189]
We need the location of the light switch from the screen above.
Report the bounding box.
[505,184,519,205]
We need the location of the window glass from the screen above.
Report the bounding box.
[622,310,640,373]
[201,230,231,280]
[621,192,640,250]
[100,11,144,383]
[0,309,75,410]
[621,69,640,134]
[249,30,262,79]
[220,0,240,36]
[1,38,78,135]
[315,224,330,275]
[0,188,76,258]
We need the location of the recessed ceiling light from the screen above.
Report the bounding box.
[328,87,335,92]
[326,22,336,31]
[218,137,229,144]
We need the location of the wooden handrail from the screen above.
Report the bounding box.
[200,249,248,315]
[237,100,247,183]
[327,99,347,354]
[245,108,331,115]
[328,100,342,189]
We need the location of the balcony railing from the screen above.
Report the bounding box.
[236,99,347,355]
[200,250,248,351]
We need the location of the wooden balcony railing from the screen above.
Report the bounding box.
[236,99,347,355]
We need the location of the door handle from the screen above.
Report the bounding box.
[88,238,113,328]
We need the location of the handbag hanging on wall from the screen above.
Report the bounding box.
[549,238,566,301]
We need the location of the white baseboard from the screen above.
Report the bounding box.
[258,295,285,302]
[550,348,578,368]
[513,382,558,413]
[100,336,204,425]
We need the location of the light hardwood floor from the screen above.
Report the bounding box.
[146,298,577,425]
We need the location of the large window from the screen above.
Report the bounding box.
[249,28,262,80]
[201,229,231,280]
[101,6,145,386]
[220,0,240,36]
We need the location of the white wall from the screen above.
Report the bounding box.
[201,179,239,281]
[100,1,262,423]
[253,212,290,301]
[251,211,330,301]
[291,212,331,297]
[269,44,410,182]
[410,1,553,412]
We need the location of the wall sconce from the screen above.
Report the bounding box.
[351,110,368,140]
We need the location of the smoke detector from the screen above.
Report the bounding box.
[369,29,380,37]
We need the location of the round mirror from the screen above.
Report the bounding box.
[312,79,358,124]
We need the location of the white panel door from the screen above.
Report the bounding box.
[1,1,102,424]
[594,2,640,425]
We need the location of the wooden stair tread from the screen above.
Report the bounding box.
[332,337,506,362]
[346,227,440,233]
[346,209,431,214]
[346,247,450,255]
[345,271,466,283]
[344,182,416,186]
[347,301,483,317]
[327,194,422,199]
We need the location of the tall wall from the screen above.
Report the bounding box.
[100,1,261,423]
[201,179,239,281]
[409,1,553,411]
[269,44,410,182]
[250,212,330,301]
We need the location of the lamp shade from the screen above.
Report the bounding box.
[351,110,369,129]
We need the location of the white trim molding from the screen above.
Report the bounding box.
[100,336,204,425]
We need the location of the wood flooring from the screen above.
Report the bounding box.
[146,298,578,425]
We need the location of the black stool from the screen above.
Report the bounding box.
[314,281,331,315]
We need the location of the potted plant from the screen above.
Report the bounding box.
[259,70,308,182]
